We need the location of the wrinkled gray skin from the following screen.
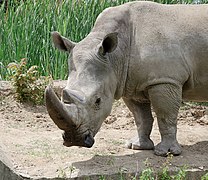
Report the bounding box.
[45,1,208,156]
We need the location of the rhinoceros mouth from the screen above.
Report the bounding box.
[62,130,95,148]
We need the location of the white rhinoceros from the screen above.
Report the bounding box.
[45,1,208,156]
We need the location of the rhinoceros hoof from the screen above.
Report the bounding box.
[154,141,182,156]
[126,136,154,150]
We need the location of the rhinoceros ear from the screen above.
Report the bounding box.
[51,31,76,53]
[99,32,118,56]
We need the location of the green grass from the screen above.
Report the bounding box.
[1,0,208,80]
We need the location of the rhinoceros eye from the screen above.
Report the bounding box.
[95,98,101,105]
[94,98,101,110]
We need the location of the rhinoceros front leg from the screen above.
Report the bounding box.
[123,98,154,150]
[148,84,182,156]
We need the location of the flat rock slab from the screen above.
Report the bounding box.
[0,81,207,179]
[0,142,23,180]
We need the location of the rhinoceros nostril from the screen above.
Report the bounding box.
[62,89,75,104]
[84,134,94,148]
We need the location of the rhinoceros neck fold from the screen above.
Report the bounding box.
[111,53,129,100]
[111,30,130,100]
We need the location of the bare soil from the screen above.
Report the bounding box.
[0,81,208,179]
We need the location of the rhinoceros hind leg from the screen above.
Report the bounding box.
[126,136,154,150]
[123,98,154,150]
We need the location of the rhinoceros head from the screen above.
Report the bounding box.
[45,31,118,148]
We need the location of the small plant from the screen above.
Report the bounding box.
[140,159,154,180]
[172,165,187,180]
[201,173,208,180]
[68,165,76,178]
[140,154,187,180]
[99,175,106,180]
[57,165,76,178]
[7,58,52,105]
[57,167,67,178]
[158,153,187,180]
[107,155,115,166]
[157,153,173,180]
[158,166,171,180]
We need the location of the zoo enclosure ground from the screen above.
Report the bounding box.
[0,81,207,179]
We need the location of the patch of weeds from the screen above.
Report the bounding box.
[106,155,115,166]
[157,153,173,180]
[172,165,187,180]
[140,158,154,180]
[140,154,188,180]
[93,157,206,180]
[7,58,52,105]
[68,165,76,178]
[99,175,106,180]
[201,173,208,180]
[118,172,125,180]
[57,165,76,178]
[57,167,67,178]
[84,177,92,180]
[110,139,124,146]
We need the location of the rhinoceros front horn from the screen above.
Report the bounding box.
[45,86,78,130]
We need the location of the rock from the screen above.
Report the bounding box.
[197,115,208,125]
[0,143,23,180]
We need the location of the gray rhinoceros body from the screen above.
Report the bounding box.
[45,1,208,156]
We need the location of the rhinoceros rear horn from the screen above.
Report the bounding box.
[45,86,78,130]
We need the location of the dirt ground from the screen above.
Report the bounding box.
[0,81,208,179]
